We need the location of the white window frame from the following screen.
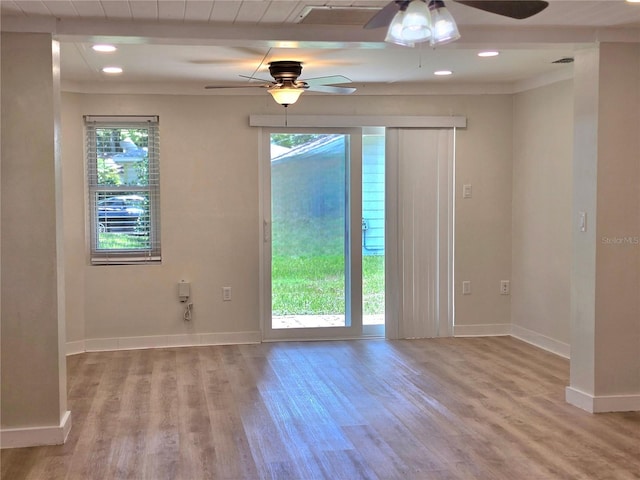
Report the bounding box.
[85,115,161,264]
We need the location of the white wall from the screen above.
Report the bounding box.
[592,43,640,398]
[62,92,515,347]
[61,93,86,347]
[511,80,574,355]
[1,32,69,445]
[567,43,640,412]
[454,95,514,334]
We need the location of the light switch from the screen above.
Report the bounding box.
[463,184,472,199]
[222,286,232,301]
[579,211,587,232]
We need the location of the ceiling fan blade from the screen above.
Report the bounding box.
[307,85,357,95]
[239,74,273,83]
[207,59,355,96]
[453,0,549,20]
[304,75,353,87]
[205,74,275,90]
[204,84,270,90]
[364,1,408,29]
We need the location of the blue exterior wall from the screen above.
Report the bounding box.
[271,134,384,257]
[362,134,385,255]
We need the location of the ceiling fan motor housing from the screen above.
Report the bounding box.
[269,61,303,83]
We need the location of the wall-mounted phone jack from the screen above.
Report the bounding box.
[179,280,191,303]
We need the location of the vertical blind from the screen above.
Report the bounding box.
[386,128,454,339]
[85,115,161,264]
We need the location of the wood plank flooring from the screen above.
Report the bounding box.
[2,337,639,479]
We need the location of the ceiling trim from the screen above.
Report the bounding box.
[249,115,466,128]
[2,15,639,47]
[513,66,574,93]
[60,80,524,96]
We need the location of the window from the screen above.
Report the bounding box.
[85,115,160,264]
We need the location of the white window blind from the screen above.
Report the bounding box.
[385,128,455,339]
[85,115,161,264]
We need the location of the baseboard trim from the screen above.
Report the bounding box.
[1,410,72,449]
[453,323,511,337]
[66,340,86,356]
[454,324,570,359]
[565,387,594,412]
[566,387,640,413]
[71,326,570,360]
[79,331,261,353]
[511,324,570,359]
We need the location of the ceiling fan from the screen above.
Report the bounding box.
[366,0,549,46]
[205,60,356,107]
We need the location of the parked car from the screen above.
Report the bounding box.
[97,195,145,233]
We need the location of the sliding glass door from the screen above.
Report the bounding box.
[261,128,384,340]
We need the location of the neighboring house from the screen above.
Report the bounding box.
[108,137,147,185]
[271,134,385,256]
[362,134,385,255]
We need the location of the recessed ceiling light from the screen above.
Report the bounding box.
[626,0,640,4]
[92,44,117,53]
[478,51,499,57]
[102,66,123,74]
[434,70,452,76]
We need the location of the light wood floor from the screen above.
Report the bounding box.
[2,337,639,480]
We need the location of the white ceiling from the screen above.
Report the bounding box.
[2,1,640,95]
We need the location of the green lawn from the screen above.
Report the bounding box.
[272,254,384,315]
[97,233,149,250]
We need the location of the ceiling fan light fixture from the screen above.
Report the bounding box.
[401,0,432,43]
[268,85,304,107]
[385,10,415,46]
[381,0,464,47]
[428,0,461,45]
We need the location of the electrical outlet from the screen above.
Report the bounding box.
[222,286,232,301]
[500,280,510,295]
[462,281,471,295]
